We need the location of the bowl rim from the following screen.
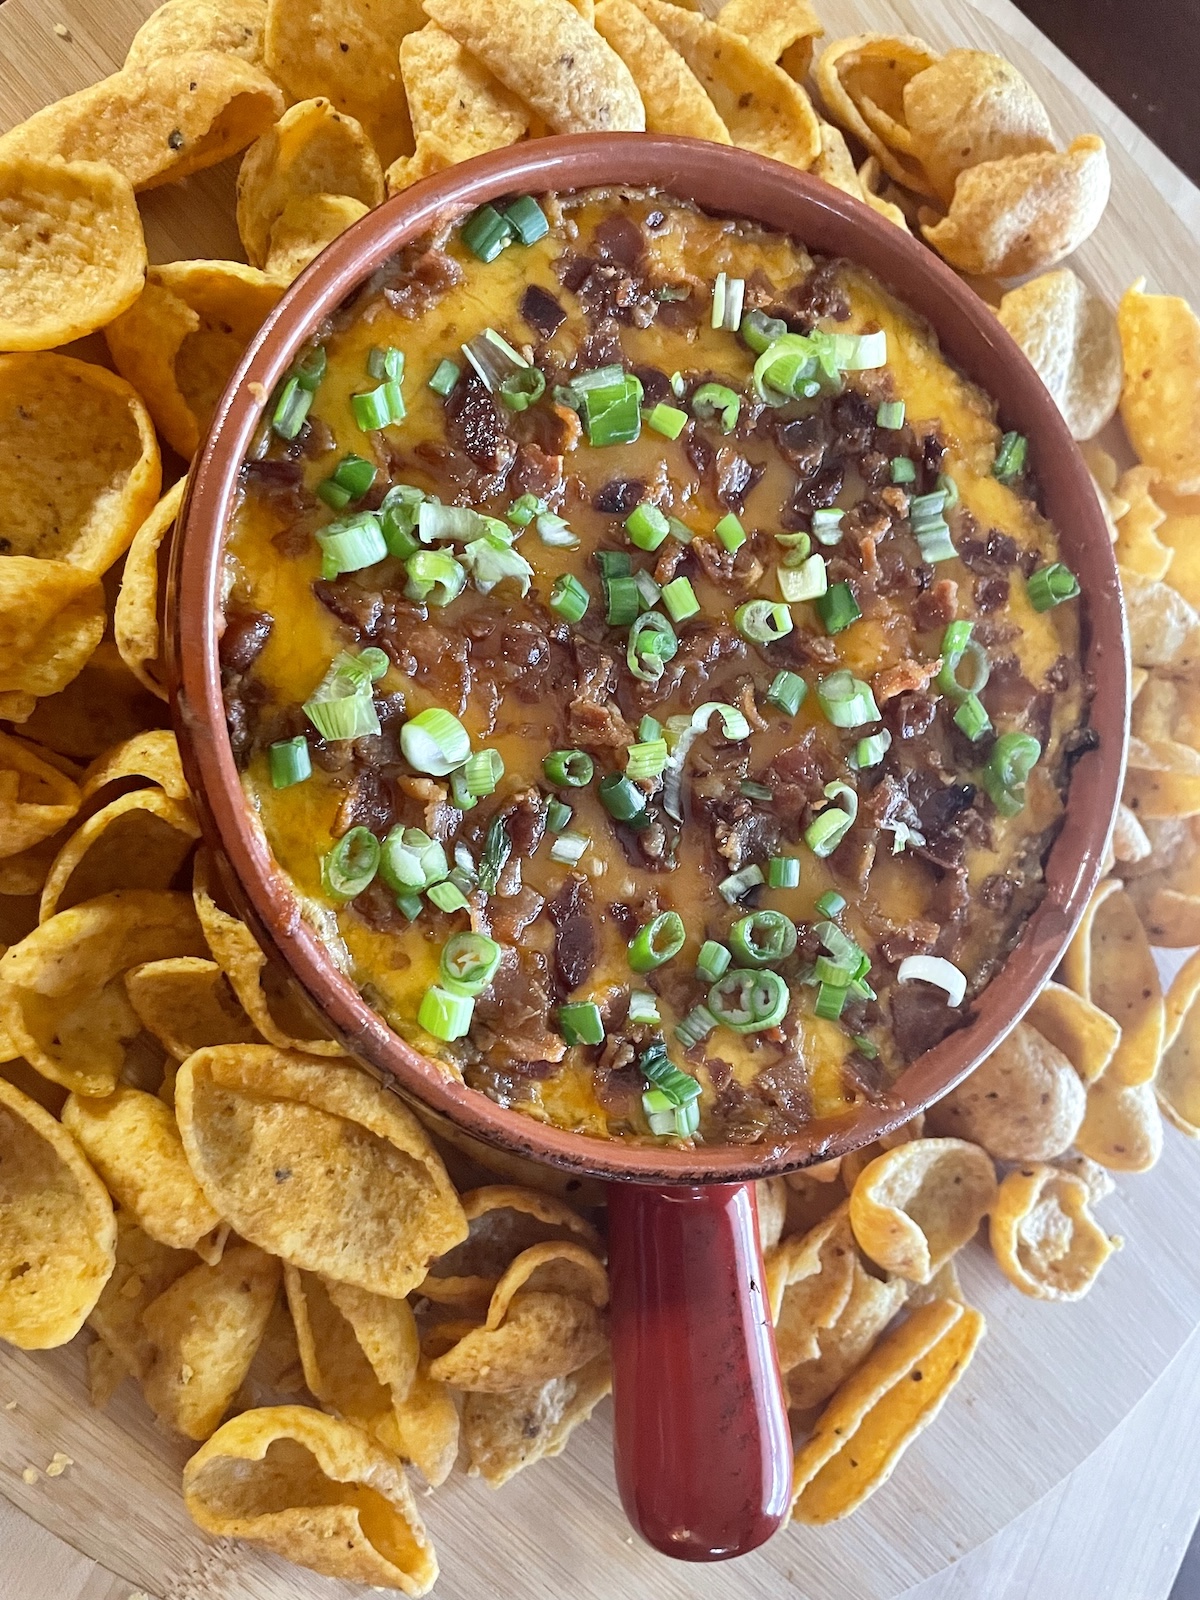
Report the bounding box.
[171,132,1129,1186]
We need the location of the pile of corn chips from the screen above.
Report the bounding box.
[2,0,1200,1584]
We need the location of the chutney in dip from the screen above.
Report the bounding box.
[221,186,1090,1146]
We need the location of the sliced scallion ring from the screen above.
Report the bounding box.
[897,954,967,1008]
[708,968,789,1032]
[321,826,381,901]
[440,932,502,996]
[400,708,471,776]
[628,911,686,972]
[729,910,798,968]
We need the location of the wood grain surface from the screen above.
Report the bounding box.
[2,1,1199,1598]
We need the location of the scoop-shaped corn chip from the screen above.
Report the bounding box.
[1117,280,1200,495]
[38,788,198,922]
[463,1353,611,1487]
[125,0,268,71]
[0,559,106,707]
[428,1119,608,1206]
[0,53,283,191]
[286,1268,458,1486]
[175,1045,466,1295]
[0,731,81,861]
[633,0,818,167]
[815,35,939,194]
[420,1183,603,1307]
[19,643,169,761]
[766,1204,856,1370]
[855,155,914,230]
[1054,1152,1115,1206]
[392,23,534,188]
[183,1404,438,1593]
[114,480,184,702]
[1061,879,1163,1087]
[1156,500,1200,611]
[849,1138,996,1284]
[384,132,462,197]
[1165,948,1200,1053]
[1125,736,1200,819]
[902,50,1054,205]
[1133,675,1200,750]
[0,155,145,351]
[83,729,190,804]
[1110,465,1172,580]
[0,890,207,1096]
[811,120,867,200]
[1119,569,1200,678]
[756,1176,787,1252]
[594,1,729,143]
[126,956,260,1061]
[785,1254,908,1412]
[88,1215,196,1383]
[923,136,1110,279]
[0,354,160,573]
[106,261,282,460]
[925,1022,1085,1160]
[1026,979,1120,1085]
[0,1076,115,1347]
[141,1243,281,1438]
[236,1291,308,1409]
[990,1163,1119,1300]
[1076,1074,1163,1172]
[716,0,823,79]
[62,1085,223,1259]
[263,193,370,281]
[0,1054,65,1111]
[236,98,383,269]
[792,1297,984,1522]
[1157,951,1200,1135]
[997,268,1122,443]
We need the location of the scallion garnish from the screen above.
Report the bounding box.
[326,453,377,501]
[626,738,669,781]
[600,772,649,824]
[321,826,381,902]
[303,648,386,742]
[674,1005,718,1050]
[606,574,641,627]
[461,203,514,262]
[936,622,991,701]
[850,729,892,769]
[891,456,916,484]
[405,549,466,607]
[269,735,311,789]
[692,382,741,433]
[639,715,662,741]
[549,830,588,866]
[627,611,679,682]
[418,984,474,1040]
[815,980,848,1020]
[628,911,686,972]
[558,1001,605,1046]
[714,512,746,552]
[767,854,800,889]
[536,511,579,549]
[735,599,793,644]
[462,536,532,596]
[981,731,1041,817]
[897,954,967,1008]
[710,271,745,331]
[352,380,405,432]
[427,881,468,912]
[937,472,960,509]
[777,554,827,602]
[804,781,859,857]
[294,345,326,390]
[368,346,404,382]
[816,669,879,729]
[543,749,593,788]
[816,581,862,635]
[993,430,1028,483]
[379,827,449,895]
[400,707,471,776]
[628,990,661,1026]
[545,797,572,833]
[504,194,549,245]
[954,693,992,742]
[719,863,765,904]
[645,402,689,439]
[740,308,787,354]
[271,375,312,440]
[499,365,546,412]
[766,669,807,716]
[640,1041,702,1105]
[462,327,529,393]
[661,576,700,622]
[463,748,504,798]
[915,520,957,563]
[428,358,460,396]
[815,890,846,918]
[1027,562,1080,611]
[438,933,501,996]
[730,910,797,968]
[708,968,788,1032]
[876,399,905,429]
[696,940,731,982]
[740,779,773,800]
[549,572,590,623]
[811,507,845,546]
[508,493,543,527]
[316,510,388,580]
[626,502,670,551]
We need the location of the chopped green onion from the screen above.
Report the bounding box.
[815,889,846,918]
[708,271,745,331]
[627,611,679,682]
[595,545,631,579]
[954,692,992,742]
[583,373,642,447]
[811,508,845,546]
[710,271,726,329]
[777,531,812,563]
[936,627,991,702]
[368,346,404,382]
[897,954,966,1008]
[768,855,800,889]
[814,981,848,1020]
[674,1005,718,1049]
[693,700,751,741]
[853,1035,879,1059]
[379,484,423,559]
[439,933,502,995]
[646,1098,701,1138]
[380,827,448,894]
[549,572,590,623]
[805,782,859,857]
[640,1041,702,1102]
[708,968,788,1032]
[503,194,549,244]
[558,1001,605,1045]
[626,503,670,550]
[543,749,593,788]
[982,731,1041,817]
[909,489,948,522]
[545,797,572,833]
[294,346,326,391]
[735,600,793,644]
[814,919,861,965]
[316,510,388,579]
[303,650,384,741]
[508,493,543,527]
[692,382,741,433]
[418,984,474,1040]
[816,670,880,729]
[628,911,686,972]
[401,707,470,776]
[696,940,731,982]
[536,511,579,549]
[428,358,460,396]
[915,520,957,563]
[714,512,746,553]
[271,375,312,440]
[499,366,546,412]
[937,472,959,509]
[891,456,916,484]
[993,430,1028,483]
[1027,562,1081,611]
[661,576,700,622]
[417,502,485,543]
[477,815,512,893]
[405,549,466,607]
[394,893,424,920]
[332,453,377,496]
[427,881,468,912]
[461,203,513,262]
[740,779,773,801]
[741,308,788,354]
[605,574,641,626]
[777,553,828,603]
[549,831,588,866]
[850,729,892,769]
[816,581,862,635]
[464,534,533,596]
[766,669,807,716]
[634,571,661,612]
[462,327,528,392]
[876,399,905,429]
[269,735,311,789]
[352,381,405,431]
[600,772,648,824]
[463,748,504,798]
[639,714,662,742]
[628,990,661,1026]
[321,826,380,901]
[316,478,352,512]
[730,910,797,968]
[645,402,688,439]
[626,738,669,781]
[719,863,765,904]
[813,952,857,985]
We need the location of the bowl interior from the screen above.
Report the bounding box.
[171,133,1128,1186]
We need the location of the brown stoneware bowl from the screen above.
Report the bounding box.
[171,135,1128,1564]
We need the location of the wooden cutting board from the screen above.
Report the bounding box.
[2,1,1199,1597]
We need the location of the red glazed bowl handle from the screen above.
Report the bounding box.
[607,1181,793,1559]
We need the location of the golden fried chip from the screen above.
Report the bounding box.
[463,1353,611,1487]
[0,53,284,191]
[384,132,462,197]
[849,1138,997,1284]
[811,119,866,200]
[18,643,169,761]
[0,731,81,861]
[716,0,822,79]
[237,1291,308,1408]
[923,137,1111,279]
[38,788,198,922]
[926,1022,1085,1161]
[814,35,939,193]
[400,23,533,157]
[0,558,106,707]
[593,1,729,143]
[756,1175,787,1252]
[633,0,818,166]
[1118,569,1200,678]
[420,1184,603,1307]
[0,1054,65,1112]
[114,480,184,702]
[83,729,190,804]
[263,193,370,282]
[176,1045,467,1295]
[1118,280,1200,495]
[1110,465,1172,580]
[785,1255,908,1413]
[0,1076,115,1348]
[1133,674,1200,749]
[1156,498,1200,611]
[88,1215,196,1382]
[990,1163,1119,1300]
[997,269,1122,442]
[1076,1074,1162,1172]
[0,890,205,1096]
[62,1085,223,1259]
[766,1204,856,1371]
[792,1298,984,1522]
[856,154,915,230]
[1061,879,1163,1087]
[106,261,282,460]
[902,50,1054,205]
[1026,979,1120,1084]
[1053,1152,1115,1206]
[236,98,383,269]
[1156,951,1200,1135]
[0,354,160,573]
[183,1404,438,1593]
[1125,736,1200,819]
[1111,802,1152,865]
[125,0,267,71]
[0,155,145,351]
[426,1118,608,1206]
[424,0,643,135]
[126,956,260,1062]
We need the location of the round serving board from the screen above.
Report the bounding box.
[2,0,1199,1596]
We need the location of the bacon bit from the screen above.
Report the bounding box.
[860,535,879,576]
[398,776,451,838]
[913,577,959,632]
[874,656,943,704]
[738,680,768,732]
[552,403,582,452]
